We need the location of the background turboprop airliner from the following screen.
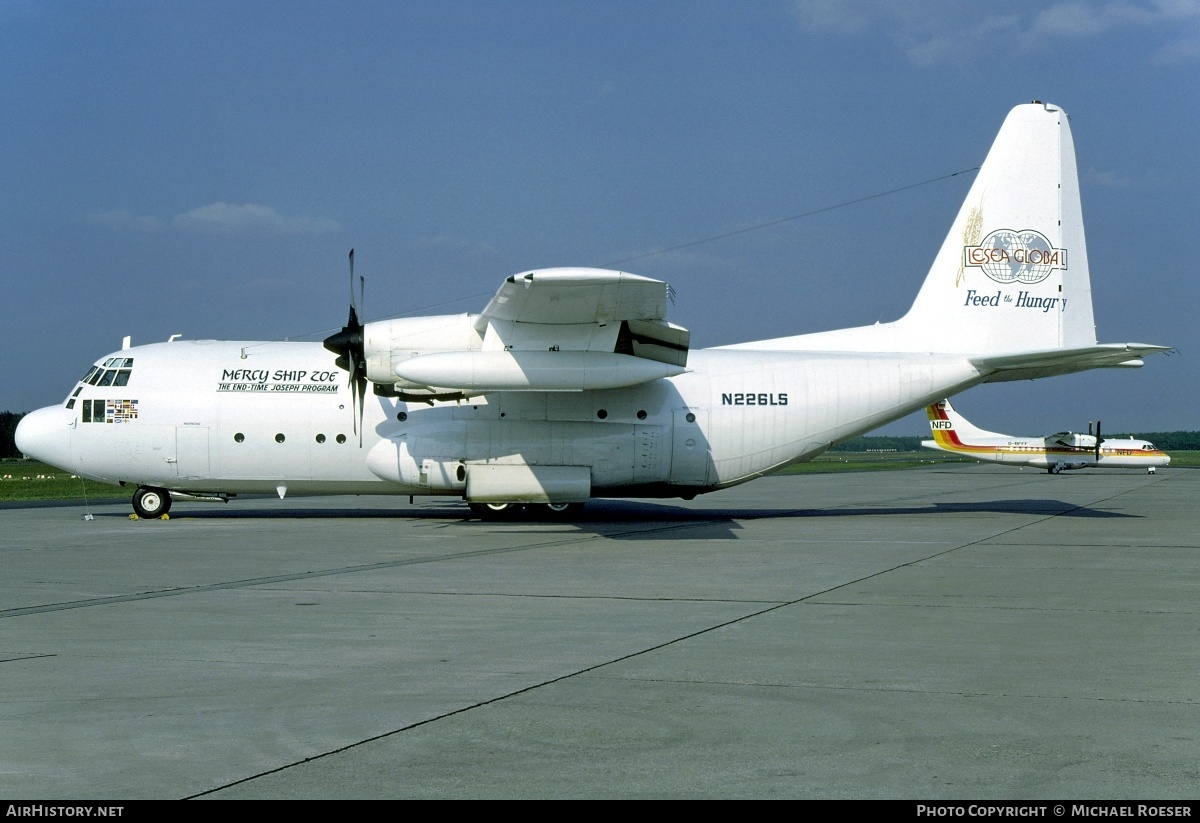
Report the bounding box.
[15,101,1171,519]
[922,399,1170,474]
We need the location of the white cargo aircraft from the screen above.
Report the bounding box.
[16,102,1171,519]
[922,399,1170,474]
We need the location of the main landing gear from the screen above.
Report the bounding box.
[132,486,172,518]
[468,502,585,521]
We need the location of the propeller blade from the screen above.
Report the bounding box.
[323,249,369,446]
[1095,419,1101,461]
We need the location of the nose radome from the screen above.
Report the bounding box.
[14,406,75,472]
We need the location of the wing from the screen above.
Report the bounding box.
[474,267,689,367]
[377,267,691,395]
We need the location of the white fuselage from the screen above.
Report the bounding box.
[932,435,1171,472]
[21,339,983,500]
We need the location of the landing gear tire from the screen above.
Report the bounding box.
[469,502,523,521]
[132,486,172,518]
[542,502,585,520]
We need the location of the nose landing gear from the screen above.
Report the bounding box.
[132,486,172,518]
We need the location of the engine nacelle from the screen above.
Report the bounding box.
[363,314,483,387]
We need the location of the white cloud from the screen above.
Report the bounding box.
[172,202,340,236]
[1085,168,1138,188]
[84,210,164,232]
[790,0,1200,66]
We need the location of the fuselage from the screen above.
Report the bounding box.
[17,338,983,501]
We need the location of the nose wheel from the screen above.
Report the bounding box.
[132,486,172,518]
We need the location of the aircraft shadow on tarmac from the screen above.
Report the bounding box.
[81,495,1137,543]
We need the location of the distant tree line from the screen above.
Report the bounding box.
[1,411,25,458]
[2,408,1198,459]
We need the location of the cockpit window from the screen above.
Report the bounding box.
[83,359,134,388]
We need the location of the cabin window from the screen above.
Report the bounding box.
[336,434,347,444]
[234,433,245,443]
[597,409,608,420]
[97,370,116,387]
[81,367,100,384]
[113,369,131,386]
[275,433,285,443]
[315,434,326,443]
[82,400,92,423]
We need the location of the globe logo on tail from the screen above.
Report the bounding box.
[963,229,1067,285]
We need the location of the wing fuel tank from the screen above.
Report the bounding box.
[394,350,687,391]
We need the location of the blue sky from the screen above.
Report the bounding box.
[3,1,1197,435]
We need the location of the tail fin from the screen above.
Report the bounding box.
[731,102,1169,372]
[897,101,1094,353]
[922,398,1011,453]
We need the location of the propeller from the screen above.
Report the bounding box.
[1095,419,1102,461]
[322,249,368,445]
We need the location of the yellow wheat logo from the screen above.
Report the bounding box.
[956,201,984,287]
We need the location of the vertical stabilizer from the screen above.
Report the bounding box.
[924,398,1010,452]
[898,102,1096,353]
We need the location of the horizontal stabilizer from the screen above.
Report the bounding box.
[972,343,1172,383]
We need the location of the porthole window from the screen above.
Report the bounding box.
[275,433,285,443]
[397,411,408,422]
[336,434,347,444]
[637,410,647,420]
[234,433,245,443]
[315,433,326,443]
[597,409,608,420]
[686,412,696,423]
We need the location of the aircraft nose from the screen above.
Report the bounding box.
[14,406,76,471]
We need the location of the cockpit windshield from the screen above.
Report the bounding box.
[82,358,134,387]
[67,357,135,407]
